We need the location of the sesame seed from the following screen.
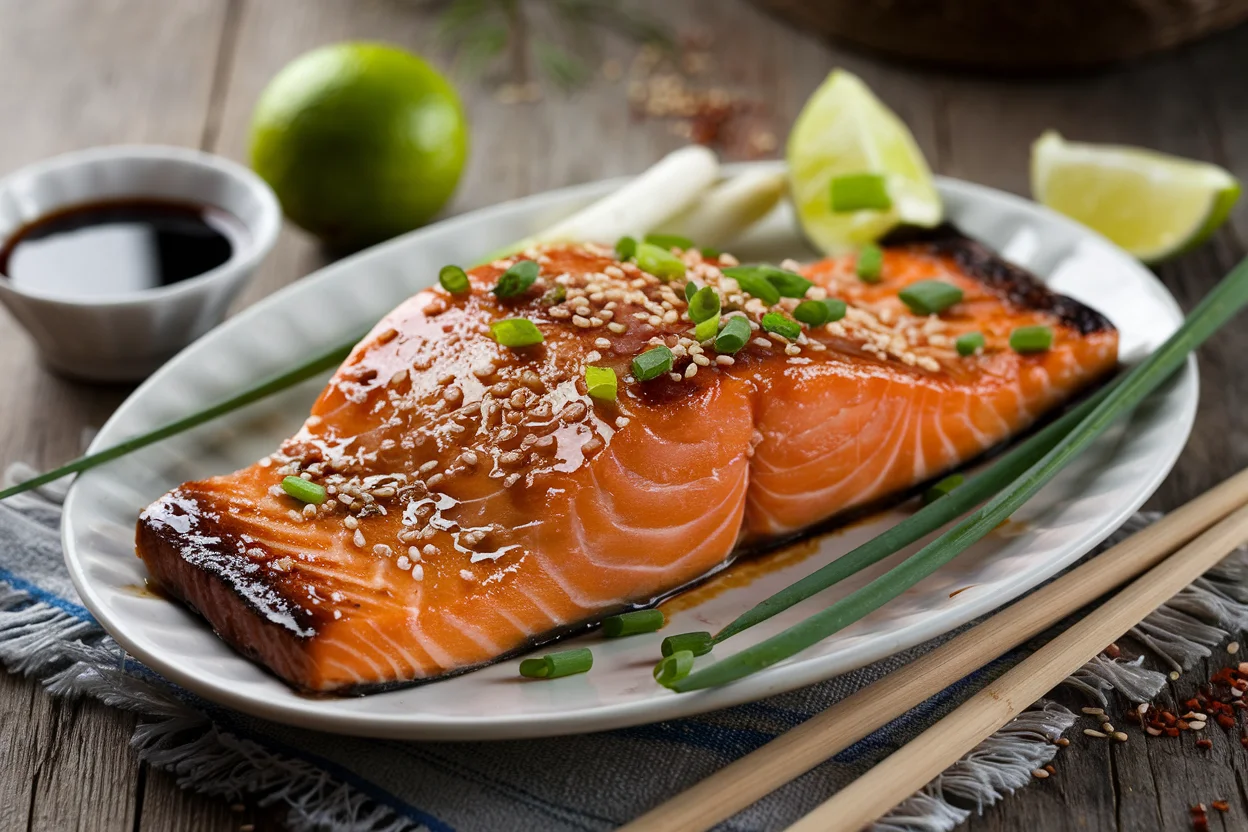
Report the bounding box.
[389,369,408,387]
[785,344,801,356]
[1081,707,1104,716]
[1031,769,1049,779]
[1230,641,1240,654]
[460,569,475,581]
[503,473,521,488]
[344,515,358,530]
[287,509,305,523]
[608,322,627,333]
[420,460,438,473]
[372,486,395,498]
[684,363,698,379]
[422,544,437,558]
[1113,732,1128,742]
[585,350,602,363]
[302,503,317,517]
[408,546,422,561]
[373,544,392,557]
[1083,729,1107,738]
[716,355,735,365]
[353,529,366,548]
[1101,722,1114,733]
[459,451,479,467]
[669,372,682,382]
[426,473,445,488]
[594,337,611,349]
[573,315,592,328]
[616,416,630,428]
[396,555,411,570]
[752,338,772,349]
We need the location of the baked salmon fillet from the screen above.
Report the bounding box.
[136,228,1118,693]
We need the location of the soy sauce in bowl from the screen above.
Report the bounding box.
[0,198,251,298]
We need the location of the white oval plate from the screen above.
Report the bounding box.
[63,164,1196,740]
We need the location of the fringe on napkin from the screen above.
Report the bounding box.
[873,514,1248,832]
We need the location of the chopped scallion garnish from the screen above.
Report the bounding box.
[661,631,713,657]
[721,265,780,305]
[695,315,720,342]
[830,172,892,212]
[491,318,544,347]
[585,366,617,401]
[715,315,752,354]
[653,650,695,688]
[956,331,985,356]
[921,473,964,505]
[856,245,884,283]
[700,246,721,259]
[899,280,963,315]
[632,345,674,381]
[281,475,326,505]
[438,264,470,294]
[765,269,813,299]
[635,242,687,281]
[540,284,567,306]
[1010,325,1054,353]
[603,609,665,637]
[684,280,697,302]
[615,236,637,260]
[492,260,540,298]
[644,232,694,251]
[519,647,593,679]
[761,312,800,340]
[687,286,720,323]
[794,298,847,327]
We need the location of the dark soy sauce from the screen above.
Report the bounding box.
[0,198,250,297]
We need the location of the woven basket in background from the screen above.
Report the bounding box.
[756,0,1248,70]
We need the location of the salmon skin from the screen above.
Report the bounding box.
[136,227,1118,693]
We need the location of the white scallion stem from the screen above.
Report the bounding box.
[659,168,787,248]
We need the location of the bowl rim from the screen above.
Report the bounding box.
[0,143,282,308]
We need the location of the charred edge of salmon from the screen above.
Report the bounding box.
[882,223,1115,336]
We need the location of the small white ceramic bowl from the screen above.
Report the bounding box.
[0,145,281,382]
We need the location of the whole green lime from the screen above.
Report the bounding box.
[249,42,468,249]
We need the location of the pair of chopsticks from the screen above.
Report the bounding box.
[622,468,1248,832]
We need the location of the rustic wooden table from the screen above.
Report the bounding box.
[1,2,1246,830]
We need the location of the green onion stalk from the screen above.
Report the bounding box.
[674,254,1248,692]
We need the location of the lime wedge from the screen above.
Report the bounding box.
[787,70,942,254]
[1031,130,1241,264]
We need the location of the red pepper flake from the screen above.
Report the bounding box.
[1191,803,1209,832]
[1212,800,1229,812]
[1162,711,1178,726]
[1178,719,1191,731]
[1125,709,1141,724]
[1166,727,1181,738]
[1217,714,1236,729]
[1104,642,1121,659]
[1196,738,1213,750]
[1044,764,1056,775]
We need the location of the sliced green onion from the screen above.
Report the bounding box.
[644,232,694,251]
[899,280,963,315]
[281,475,326,505]
[721,266,780,305]
[830,173,892,212]
[653,650,695,688]
[761,312,800,340]
[585,366,617,401]
[684,280,698,302]
[661,631,713,657]
[0,337,362,503]
[700,246,721,259]
[439,265,470,294]
[721,264,811,301]
[695,315,720,342]
[492,260,540,298]
[956,331,985,356]
[1011,325,1054,354]
[794,298,847,327]
[491,318,544,347]
[715,315,752,354]
[679,253,1248,692]
[856,245,884,283]
[635,242,687,281]
[519,658,550,678]
[603,609,665,637]
[520,647,593,679]
[541,284,567,306]
[632,345,674,381]
[687,286,721,323]
[765,269,813,299]
[712,380,1117,644]
[615,236,637,260]
[921,473,964,506]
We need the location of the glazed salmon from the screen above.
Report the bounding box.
[136,228,1118,693]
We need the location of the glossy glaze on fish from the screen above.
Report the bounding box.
[136,229,1118,693]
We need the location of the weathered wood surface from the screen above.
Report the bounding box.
[0,1,1245,829]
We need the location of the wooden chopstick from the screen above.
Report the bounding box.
[788,496,1248,831]
[621,468,1248,832]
